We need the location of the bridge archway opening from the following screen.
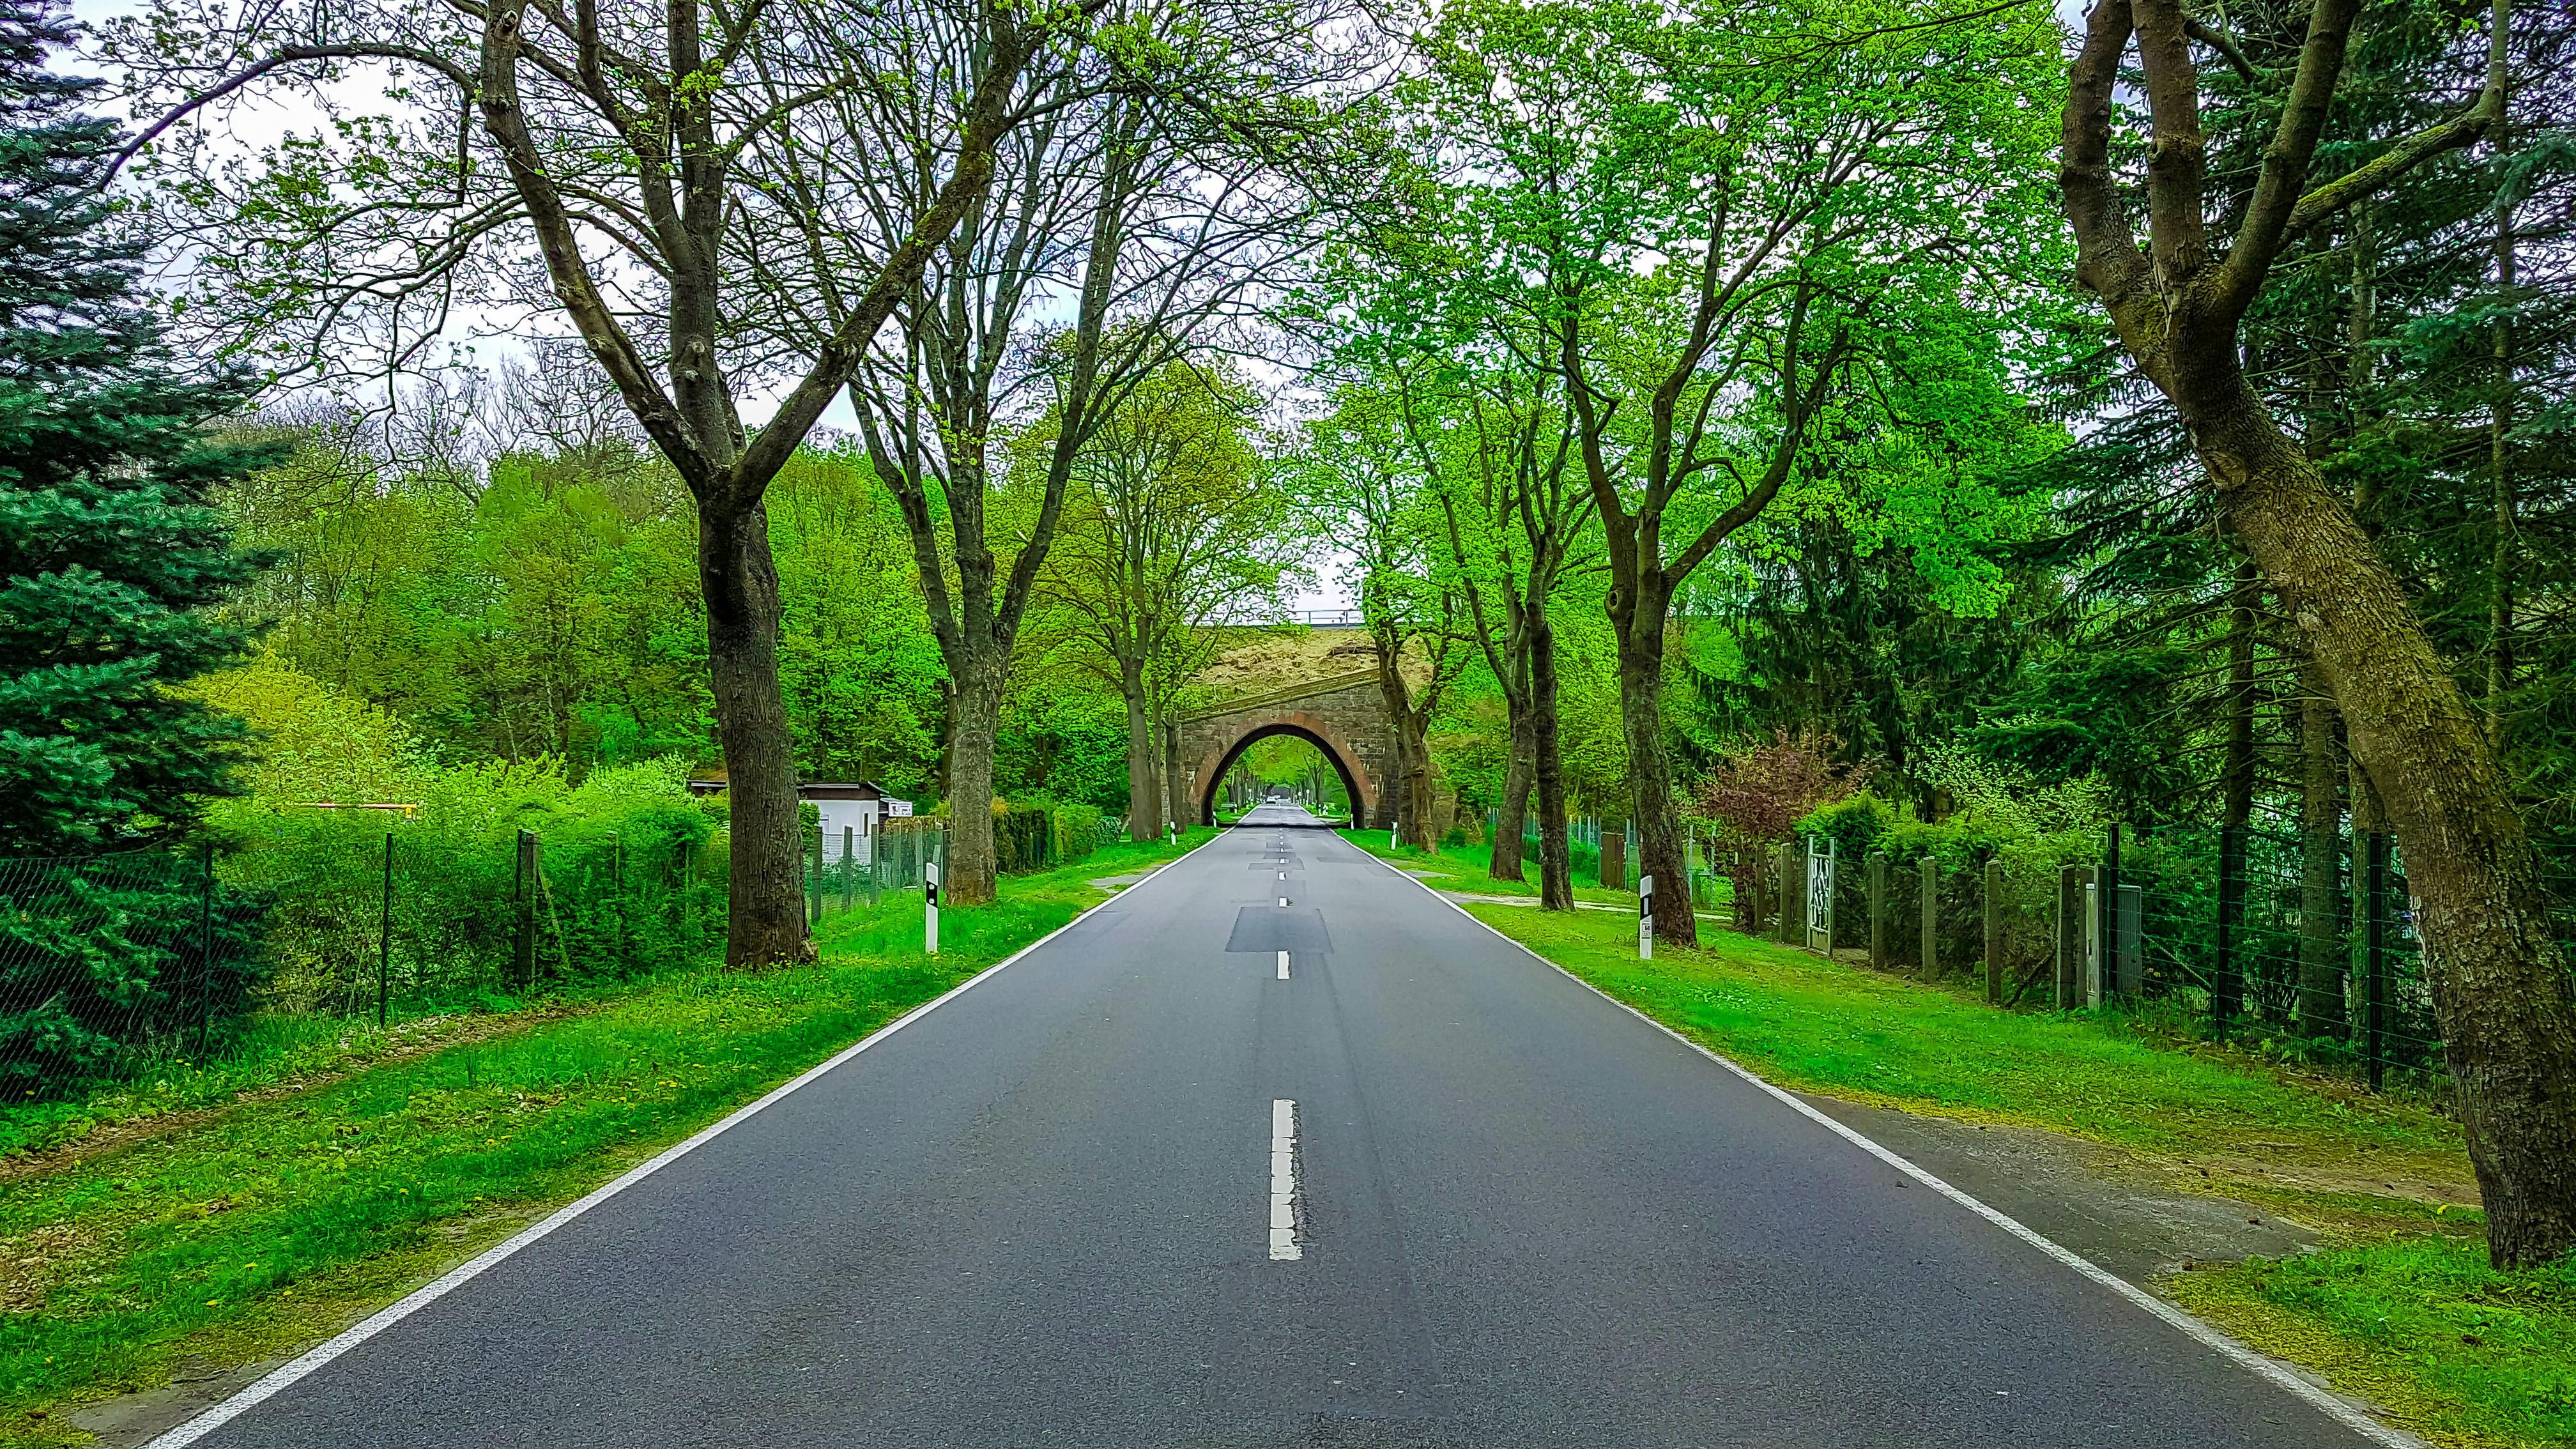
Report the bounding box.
[1197,720,1369,827]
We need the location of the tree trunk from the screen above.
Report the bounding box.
[2297,657,2348,1040]
[1404,723,1437,849]
[1491,700,1534,882]
[1613,624,1694,946]
[1163,719,1188,832]
[1122,657,1160,843]
[944,661,1005,906]
[701,501,811,968]
[1530,612,1574,910]
[1392,730,1416,844]
[2201,375,2576,1267]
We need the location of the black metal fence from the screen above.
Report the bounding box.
[2,822,736,1105]
[2110,825,2448,1087]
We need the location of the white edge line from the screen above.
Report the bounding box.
[144,827,1234,1449]
[1346,834,2420,1449]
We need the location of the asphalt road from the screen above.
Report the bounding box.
[171,804,2387,1448]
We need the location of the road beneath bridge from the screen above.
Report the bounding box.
[160,807,2391,1449]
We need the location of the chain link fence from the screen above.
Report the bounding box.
[9,797,1108,1110]
[0,848,264,1105]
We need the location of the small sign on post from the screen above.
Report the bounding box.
[1639,874,1654,960]
[924,860,940,956]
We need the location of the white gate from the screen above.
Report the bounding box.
[1805,838,1835,954]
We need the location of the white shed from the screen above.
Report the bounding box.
[686,778,914,866]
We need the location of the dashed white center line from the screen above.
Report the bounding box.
[1276,950,1291,980]
[1269,1098,1301,1261]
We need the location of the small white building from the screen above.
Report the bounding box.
[687,778,914,865]
[808,781,913,866]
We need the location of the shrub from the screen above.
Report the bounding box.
[1051,802,1103,862]
[215,755,725,1014]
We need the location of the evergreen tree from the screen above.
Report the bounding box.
[0,0,272,854]
[0,1,272,1094]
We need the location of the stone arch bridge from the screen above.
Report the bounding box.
[1176,627,1399,829]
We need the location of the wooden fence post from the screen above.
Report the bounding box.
[1779,842,1803,945]
[1918,856,1938,978]
[514,828,538,988]
[1868,852,1888,970]
[2056,866,2089,1008]
[1984,859,2004,1004]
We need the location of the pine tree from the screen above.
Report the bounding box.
[0,0,273,1094]
[0,0,272,854]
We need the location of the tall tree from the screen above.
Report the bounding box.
[0,0,272,854]
[746,0,1353,902]
[1296,380,1471,843]
[2060,0,2576,1263]
[1021,355,1298,840]
[0,2,272,1087]
[1403,367,1595,907]
[1403,0,2063,942]
[114,0,1057,964]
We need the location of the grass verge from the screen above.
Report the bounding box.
[0,829,1211,1446]
[1441,891,2570,1449]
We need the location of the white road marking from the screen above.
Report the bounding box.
[1269,1098,1301,1261]
[1276,950,1291,980]
[1361,838,2424,1449]
[137,831,1243,1449]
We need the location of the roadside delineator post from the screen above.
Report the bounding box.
[924,860,940,956]
[1639,873,1653,961]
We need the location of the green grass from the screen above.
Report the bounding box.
[0,829,1212,1445]
[1338,828,1667,908]
[2172,1237,2576,1447]
[1,988,608,1162]
[1452,896,2576,1449]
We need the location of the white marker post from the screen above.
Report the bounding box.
[1639,873,1654,960]
[924,860,940,956]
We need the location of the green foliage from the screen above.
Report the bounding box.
[990,799,1110,874]
[194,659,726,1011]
[1797,795,1898,861]
[1051,802,1103,862]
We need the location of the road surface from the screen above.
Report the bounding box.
[168,804,2388,1448]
